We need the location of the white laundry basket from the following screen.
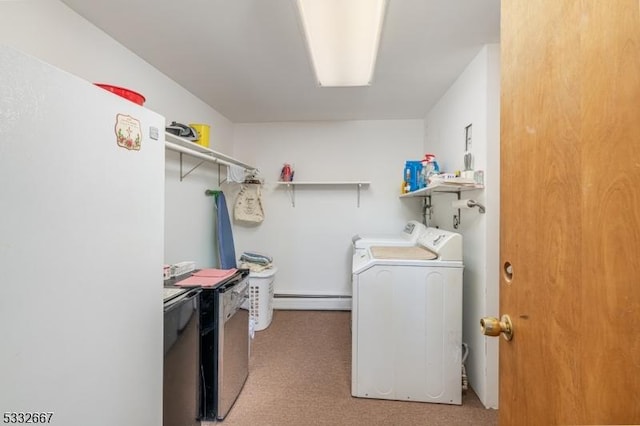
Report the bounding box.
[248,267,277,331]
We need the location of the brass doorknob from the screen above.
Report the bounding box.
[480,315,513,341]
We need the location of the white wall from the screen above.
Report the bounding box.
[0,0,232,268]
[232,120,424,308]
[424,44,500,409]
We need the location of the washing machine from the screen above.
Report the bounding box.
[351,227,463,405]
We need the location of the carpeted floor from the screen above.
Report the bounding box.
[213,310,498,426]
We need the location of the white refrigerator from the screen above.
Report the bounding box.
[0,46,165,426]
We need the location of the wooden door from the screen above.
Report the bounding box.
[500,1,640,424]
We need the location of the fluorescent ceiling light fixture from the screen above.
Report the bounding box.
[296,0,387,87]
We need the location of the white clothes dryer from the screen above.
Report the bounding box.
[352,220,427,257]
[351,227,464,405]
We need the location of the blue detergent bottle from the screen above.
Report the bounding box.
[404,160,423,192]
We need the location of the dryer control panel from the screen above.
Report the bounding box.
[402,220,426,237]
[418,228,463,261]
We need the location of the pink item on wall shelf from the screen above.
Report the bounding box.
[280,163,294,182]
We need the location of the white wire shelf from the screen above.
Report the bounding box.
[164,132,255,170]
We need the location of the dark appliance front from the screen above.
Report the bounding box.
[163,288,201,426]
[200,269,250,421]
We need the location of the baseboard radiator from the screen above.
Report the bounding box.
[273,294,352,311]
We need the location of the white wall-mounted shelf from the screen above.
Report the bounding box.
[399,181,484,198]
[400,181,484,229]
[164,132,256,182]
[276,181,370,207]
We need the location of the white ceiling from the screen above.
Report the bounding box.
[61,0,500,123]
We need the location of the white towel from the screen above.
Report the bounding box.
[228,164,246,183]
[239,261,273,272]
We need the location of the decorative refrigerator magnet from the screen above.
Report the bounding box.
[114,114,142,151]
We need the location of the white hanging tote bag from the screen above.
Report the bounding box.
[234,184,265,223]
